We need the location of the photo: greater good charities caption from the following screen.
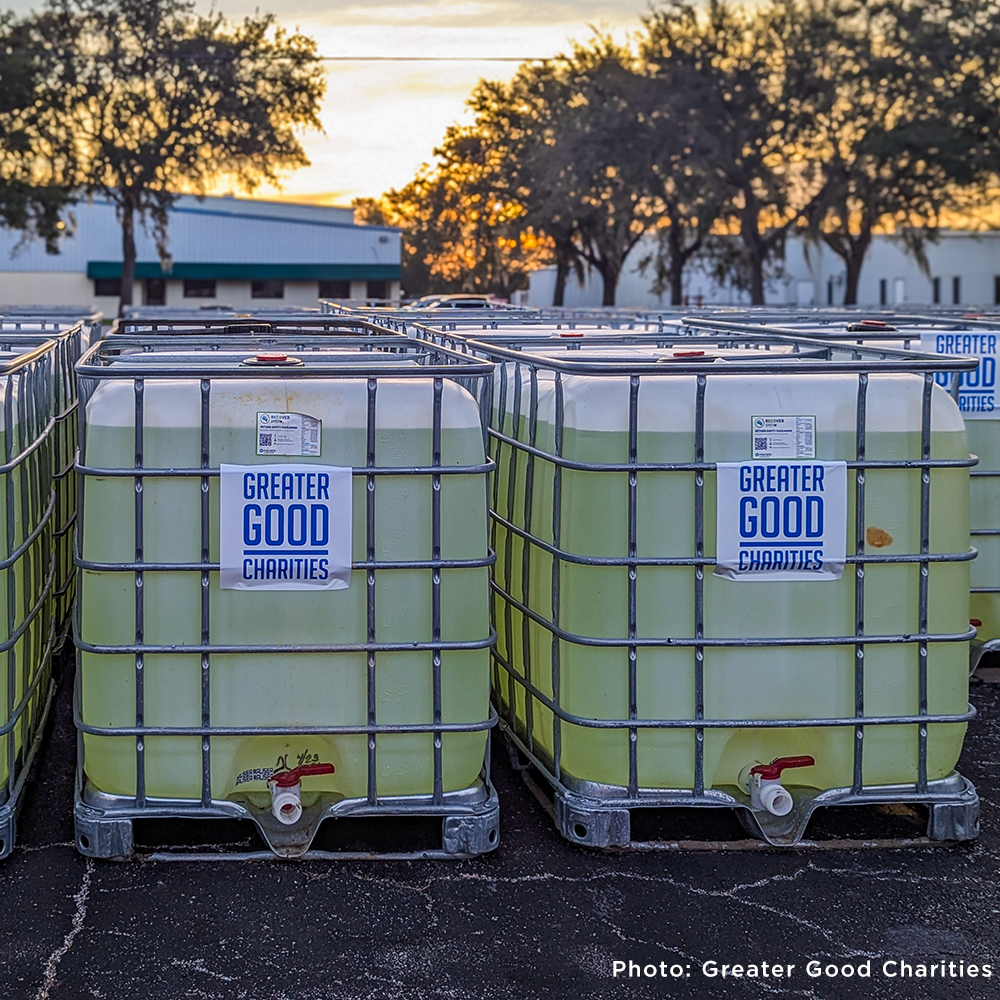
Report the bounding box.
[612,958,994,981]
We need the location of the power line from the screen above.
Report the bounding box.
[319,56,549,62]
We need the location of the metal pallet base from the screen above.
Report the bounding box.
[503,730,979,850]
[0,680,56,860]
[75,778,500,861]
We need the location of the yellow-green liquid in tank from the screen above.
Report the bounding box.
[968,420,1000,641]
[79,379,490,804]
[492,375,970,796]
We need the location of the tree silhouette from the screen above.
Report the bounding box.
[29,0,324,312]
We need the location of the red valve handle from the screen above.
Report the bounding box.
[269,763,336,788]
[749,756,815,781]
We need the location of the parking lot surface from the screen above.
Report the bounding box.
[2,656,999,1000]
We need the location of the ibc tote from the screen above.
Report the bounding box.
[73,331,498,859]
[0,339,60,858]
[458,329,979,847]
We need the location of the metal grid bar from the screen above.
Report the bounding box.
[918,374,933,792]
[627,376,639,797]
[366,378,378,805]
[853,374,868,794]
[432,377,444,804]
[134,379,146,807]
[550,372,564,782]
[200,379,212,807]
[694,374,706,798]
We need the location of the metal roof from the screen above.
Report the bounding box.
[0,195,401,278]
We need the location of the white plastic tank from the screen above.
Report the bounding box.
[75,336,497,856]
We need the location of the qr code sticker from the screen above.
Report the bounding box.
[259,433,273,447]
[754,437,768,452]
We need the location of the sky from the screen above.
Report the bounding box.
[7,0,645,206]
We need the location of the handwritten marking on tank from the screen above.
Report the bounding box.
[866,526,894,548]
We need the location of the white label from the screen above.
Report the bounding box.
[751,415,815,459]
[919,332,998,419]
[257,411,321,456]
[715,461,847,582]
[219,463,352,590]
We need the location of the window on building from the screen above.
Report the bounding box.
[318,279,351,299]
[251,279,284,299]
[932,277,941,305]
[144,278,166,306]
[995,275,1000,306]
[953,276,961,305]
[366,279,388,300]
[183,279,216,298]
[94,277,121,297]
[879,278,887,306]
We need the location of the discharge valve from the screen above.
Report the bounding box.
[748,755,814,817]
[267,763,336,826]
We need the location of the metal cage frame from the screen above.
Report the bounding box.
[0,339,60,859]
[420,324,981,847]
[73,332,500,859]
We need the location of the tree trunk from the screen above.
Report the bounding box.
[119,201,136,316]
[667,225,686,306]
[599,260,619,307]
[740,197,767,305]
[670,261,684,306]
[843,230,872,306]
[553,255,568,307]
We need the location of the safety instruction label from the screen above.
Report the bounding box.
[257,411,321,456]
[751,415,815,459]
[919,332,997,418]
[715,461,847,581]
[219,463,352,590]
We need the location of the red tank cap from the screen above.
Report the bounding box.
[673,350,706,357]
[859,319,887,328]
[971,619,983,628]
[749,755,815,781]
[269,763,336,787]
[256,353,287,362]
[559,332,584,337]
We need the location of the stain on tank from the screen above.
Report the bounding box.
[866,526,893,548]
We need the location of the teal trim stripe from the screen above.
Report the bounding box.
[87,262,401,281]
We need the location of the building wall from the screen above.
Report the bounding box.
[526,231,1000,309]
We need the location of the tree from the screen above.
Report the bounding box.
[0,14,76,251]
[642,1,826,304]
[28,0,324,312]
[786,0,983,304]
[354,158,551,300]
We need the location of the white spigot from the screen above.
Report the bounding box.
[267,763,336,826]
[747,756,814,817]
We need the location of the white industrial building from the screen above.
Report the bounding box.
[526,229,1000,309]
[0,195,401,314]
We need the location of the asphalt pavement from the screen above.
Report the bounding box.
[2,653,999,1000]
